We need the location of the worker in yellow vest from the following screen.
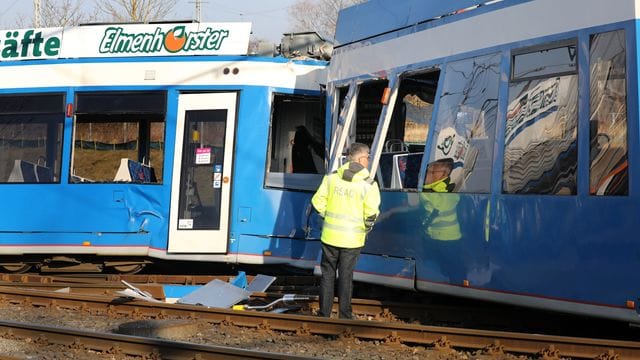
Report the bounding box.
[421,158,463,282]
[312,143,380,319]
[421,158,461,241]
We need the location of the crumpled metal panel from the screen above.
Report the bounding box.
[246,274,276,293]
[177,279,251,308]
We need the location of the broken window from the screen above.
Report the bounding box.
[503,41,578,195]
[589,30,628,196]
[379,70,439,190]
[428,53,501,193]
[265,93,324,190]
[352,80,388,149]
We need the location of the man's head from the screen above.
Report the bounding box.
[425,158,453,184]
[347,142,370,167]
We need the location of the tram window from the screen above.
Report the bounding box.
[333,85,349,137]
[71,92,166,184]
[328,85,352,166]
[589,30,628,196]
[353,80,388,148]
[337,86,349,115]
[427,53,501,193]
[512,42,577,81]
[503,41,578,195]
[335,80,389,165]
[379,70,439,190]
[265,93,324,190]
[0,93,64,184]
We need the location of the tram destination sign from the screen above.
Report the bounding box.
[0,22,251,61]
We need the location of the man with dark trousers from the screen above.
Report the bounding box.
[312,142,380,319]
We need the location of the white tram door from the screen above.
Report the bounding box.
[168,93,237,253]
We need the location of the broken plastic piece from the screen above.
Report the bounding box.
[230,271,247,289]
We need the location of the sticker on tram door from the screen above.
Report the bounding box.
[195,147,211,164]
[213,180,221,188]
[178,219,194,229]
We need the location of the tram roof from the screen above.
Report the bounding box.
[329,0,637,81]
[335,0,529,45]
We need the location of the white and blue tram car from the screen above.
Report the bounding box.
[0,22,327,274]
[322,0,640,323]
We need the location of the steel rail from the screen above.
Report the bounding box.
[0,287,637,359]
[0,319,313,359]
[0,273,242,285]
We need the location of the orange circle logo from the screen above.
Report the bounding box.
[164,26,187,53]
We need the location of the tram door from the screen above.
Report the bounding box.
[168,93,237,253]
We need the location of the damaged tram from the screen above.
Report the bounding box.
[0,22,327,274]
[319,0,640,323]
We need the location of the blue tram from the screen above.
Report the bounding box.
[320,0,640,323]
[0,23,327,274]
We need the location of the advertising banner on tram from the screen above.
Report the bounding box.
[0,22,252,61]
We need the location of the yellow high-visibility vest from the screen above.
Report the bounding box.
[312,162,380,248]
[421,178,461,241]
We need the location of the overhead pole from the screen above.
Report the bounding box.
[190,0,208,22]
[34,0,42,28]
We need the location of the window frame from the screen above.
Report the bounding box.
[588,29,629,196]
[376,68,441,192]
[502,38,580,195]
[0,92,65,184]
[511,39,578,82]
[70,91,167,184]
[426,52,502,194]
[264,92,325,191]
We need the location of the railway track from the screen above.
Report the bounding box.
[0,318,314,359]
[0,286,637,359]
[0,273,636,341]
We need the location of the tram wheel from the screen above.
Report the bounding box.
[0,263,33,273]
[111,263,146,274]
